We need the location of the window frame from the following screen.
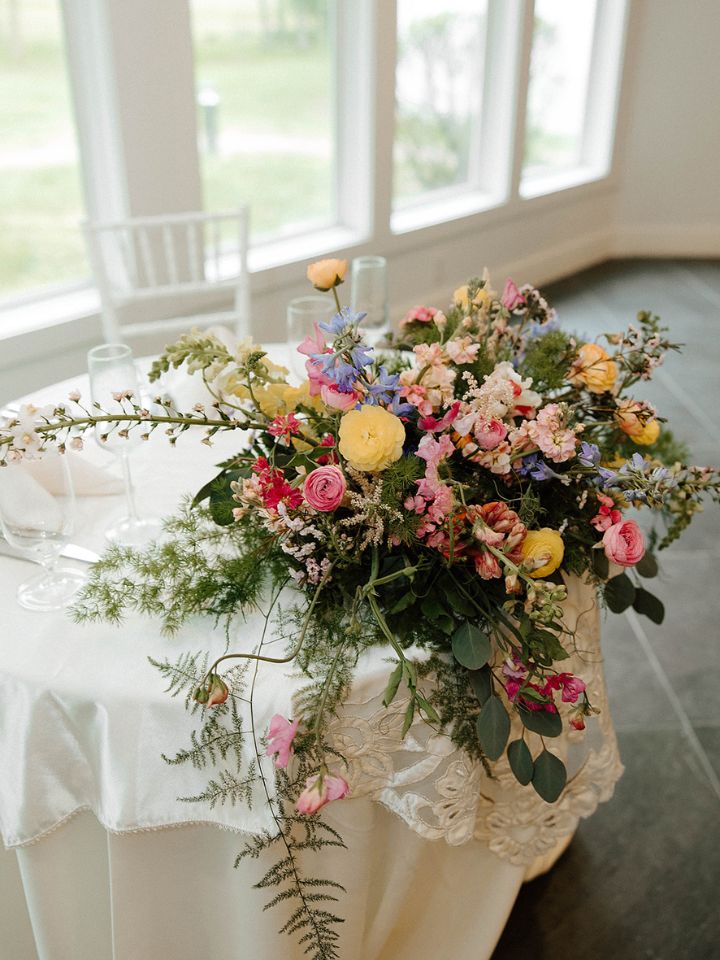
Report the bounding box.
[2,0,630,341]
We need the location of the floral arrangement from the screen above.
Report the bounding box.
[2,258,719,959]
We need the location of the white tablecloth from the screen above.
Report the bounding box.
[0,359,622,960]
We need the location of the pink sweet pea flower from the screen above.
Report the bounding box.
[296,773,350,814]
[570,715,586,731]
[418,401,461,433]
[306,358,334,397]
[297,321,327,357]
[602,519,645,566]
[560,675,587,703]
[501,278,526,311]
[266,714,300,769]
[401,305,438,326]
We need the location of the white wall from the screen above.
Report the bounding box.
[612,0,720,255]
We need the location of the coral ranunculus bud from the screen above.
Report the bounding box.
[568,343,618,394]
[206,673,229,707]
[307,258,348,291]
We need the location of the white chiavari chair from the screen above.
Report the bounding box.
[83,208,250,343]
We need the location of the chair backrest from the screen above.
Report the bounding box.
[83,207,250,342]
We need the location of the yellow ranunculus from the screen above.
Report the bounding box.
[568,343,618,394]
[338,405,405,472]
[631,418,660,446]
[282,382,323,412]
[453,285,470,310]
[307,258,348,291]
[254,383,291,418]
[521,528,565,579]
[454,284,491,312]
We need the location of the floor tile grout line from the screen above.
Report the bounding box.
[654,367,720,447]
[624,608,720,802]
[674,265,720,311]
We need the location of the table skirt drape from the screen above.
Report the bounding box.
[2,804,571,960]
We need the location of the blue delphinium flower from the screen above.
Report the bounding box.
[578,441,602,467]
[319,307,365,337]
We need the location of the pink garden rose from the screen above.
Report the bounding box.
[266,714,299,769]
[602,519,645,566]
[501,278,526,311]
[296,773,350,814]
[474,417,508,451]
[303,466,346,512]
[320,383,358,411]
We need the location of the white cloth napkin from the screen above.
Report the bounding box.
[26,453,124,497]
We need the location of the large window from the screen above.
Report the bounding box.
[0,0,87,302]
[190,0,337,245]
[521,0,627,196]
[1,0,629,327]
[393,0,489,212]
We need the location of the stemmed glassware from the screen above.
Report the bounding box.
[87,343,163,547]
[350,256,389,345]
[0,452,86,611]
[286,296,334,381]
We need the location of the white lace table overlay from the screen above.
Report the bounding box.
[330,575,623,865]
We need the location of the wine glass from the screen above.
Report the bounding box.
[350,256,389,345]
[87,343,163,547]
[286,296,334,381]
[0,453,86,611]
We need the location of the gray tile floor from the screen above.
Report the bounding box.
[493,260,720,960]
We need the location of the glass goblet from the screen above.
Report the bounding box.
[350,255,389,345]
[286,296,334,382]
[0,452,86,611]
[87,343,163,547]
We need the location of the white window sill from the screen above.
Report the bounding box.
[519,165,610,200]
[0,285,101,341]
[391,190,504,237]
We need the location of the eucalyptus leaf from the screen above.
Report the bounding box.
[632,587,665,624]
[605,573,636,613]
[469,666,492,705]
[531,749,567,803]
[636,552,659,578]
[531,629,570,662]
[591,550,610,579]
[389,592,415,614]
[507,739,534,785]
[452,622,491,670]
[476,696,510,761]
[518,705,562,738]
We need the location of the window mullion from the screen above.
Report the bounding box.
[478,0,526,203]
[507,0,536,201]
[370,0,397,247]
[579,0,630,173]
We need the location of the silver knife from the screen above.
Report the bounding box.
[0,540,101,565]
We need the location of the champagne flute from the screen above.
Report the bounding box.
[286,296,334,381]
[87,343,163,546]
[350,256,389,345]
[0,452,86,611]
